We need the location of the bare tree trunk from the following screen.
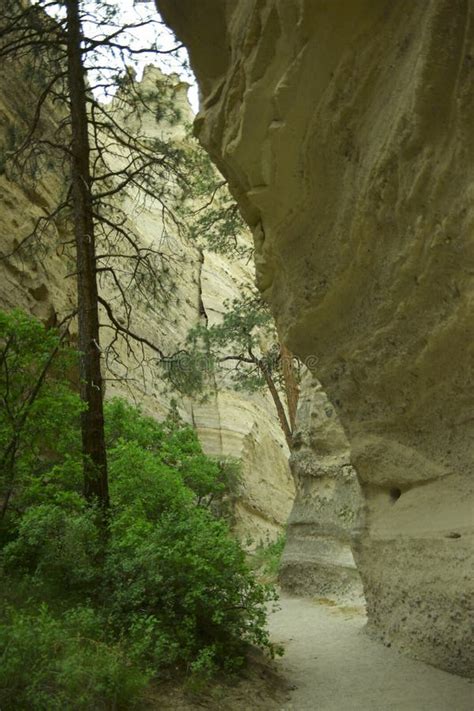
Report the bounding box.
[259,361,293,448]
[280,341,299,432]
[65,0,109,508]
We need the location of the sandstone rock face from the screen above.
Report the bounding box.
[187,246,294,544]
[157,0,474,675]
[280,372,364,599]
[0,64,293,544]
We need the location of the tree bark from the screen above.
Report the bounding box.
[259,361,293,448]
[280,341,299,432]
[65,0,109,507]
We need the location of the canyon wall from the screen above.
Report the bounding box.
[280,371,364,600]
[0,63,294,544]
[157,0,474,675]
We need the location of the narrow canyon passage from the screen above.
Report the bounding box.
[0,0,472,705]
[269,596,474,711]
[157,0,474,682]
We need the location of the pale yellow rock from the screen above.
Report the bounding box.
[157,0,474,675]
[280,372,364,599]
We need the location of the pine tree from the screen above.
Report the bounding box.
[65,0,108,505]
[174,147,301,447]
[169,287,300,448]
[0,0,188,506]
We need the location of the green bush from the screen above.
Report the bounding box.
[105,398,242,518]
[103,414,276,672]
[106,506,276,673]
[0,310,279,705]
[109,439,193,520]
[251,532,287,581]
[0,604,148,710]
[0,310,83,542]
[2,500,102,595]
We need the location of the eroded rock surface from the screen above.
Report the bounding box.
[280,372,364,599]
[157,0,474,675]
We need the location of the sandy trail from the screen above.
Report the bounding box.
[269,596,474,711]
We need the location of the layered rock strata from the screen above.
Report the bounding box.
[157,0,474,675]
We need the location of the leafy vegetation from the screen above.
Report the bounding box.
[165,288,299,447]
[249,533,287,583]
[0,604,147,711]
[0,310,280,709]
[0,2,292,706]
[185,144,251,260]
[0,309,82,524]
[165,289,276,394]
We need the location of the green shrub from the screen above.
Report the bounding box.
[0,311,280,705]
[2,500,102,595]
[0,604,148,710]
[109,440,193,521]
[0,310,83,539]
[105,397,165,453]
[106,505,277,673]
[105,398,242,516]
[251,532,287,580]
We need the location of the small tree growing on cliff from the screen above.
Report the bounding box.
[167,287,300,448]
[170,147,301,446]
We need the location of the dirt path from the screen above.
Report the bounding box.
[269,596,474,711]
